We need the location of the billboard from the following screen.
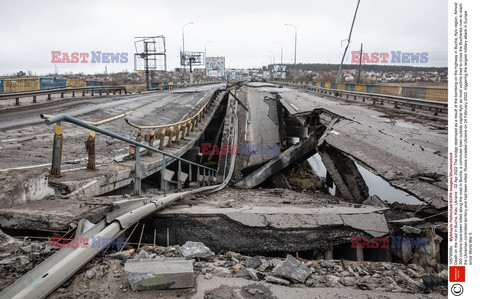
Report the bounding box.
[180,51,204,66]
[273,64,286,79]
[206,57,225,78]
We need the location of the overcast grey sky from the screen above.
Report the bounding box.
[0,0,447,75]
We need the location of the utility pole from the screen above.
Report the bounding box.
[275,42,283,65]
[204,40,212,76]
[134,36,167,91]
[182,22,194,81]
[144,42,150,90]
[269,51,276,65]
[285,24,297,64]
[336,0,361,83]
[357,43,363,84]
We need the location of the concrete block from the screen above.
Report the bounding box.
[179,241,215,258]
[272,254,312,283]
[125,258,194,291]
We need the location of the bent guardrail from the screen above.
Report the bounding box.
[41,113,130,171]
[125,89,224,153]
[44,114,219,196]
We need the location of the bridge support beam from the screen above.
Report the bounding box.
[317,143,369,204]
[235,127,326,189]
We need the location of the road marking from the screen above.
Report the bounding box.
[1,138,20,143]
[0,159,84,172]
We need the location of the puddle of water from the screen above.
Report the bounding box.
[307,153,424,205]
[355,162,424,205]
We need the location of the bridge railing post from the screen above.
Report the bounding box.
[134,145,141,196]
[146,130,155,156]
[85,131,96,170]
[197,166,200,185]
[188,164,192,183]
[129,130,142,154]
[161,155,166,196]
[50,122,63,177]
[177,160,182,191]
[157,128,166,150]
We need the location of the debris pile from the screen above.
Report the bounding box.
[0,229,54,290]
[113,241,447,295]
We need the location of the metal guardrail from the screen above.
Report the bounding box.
[125,90,224,153]
[41,87,227,178]
[277,82,448,115]
[0,86,127,106]
[44,114,218,196]
[41,113,130,171]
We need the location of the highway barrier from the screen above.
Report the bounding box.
[0,86,126,105]
[0,77,218,93]
[283,81,448,102]
[276,81,447,116]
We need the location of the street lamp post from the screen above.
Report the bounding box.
[269,51,276,65]
[274,42,283,65]
[336,0,361,83]
[285,23,297,64]
[182,22,194,81]
[204,40,212,76]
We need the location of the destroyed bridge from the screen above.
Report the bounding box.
[0,81,448,297]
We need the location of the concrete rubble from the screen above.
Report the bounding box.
[272,254,312,283]
[0,217,448,298]
[125,258,194,291]
[179,241,215,258]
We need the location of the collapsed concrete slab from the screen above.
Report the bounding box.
[151,189,389,254]
[125,258,194,291]
[236,127,326,189]
[0,168,54,209]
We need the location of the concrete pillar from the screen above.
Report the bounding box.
[325,247,333,260]
[356,247,364,261]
